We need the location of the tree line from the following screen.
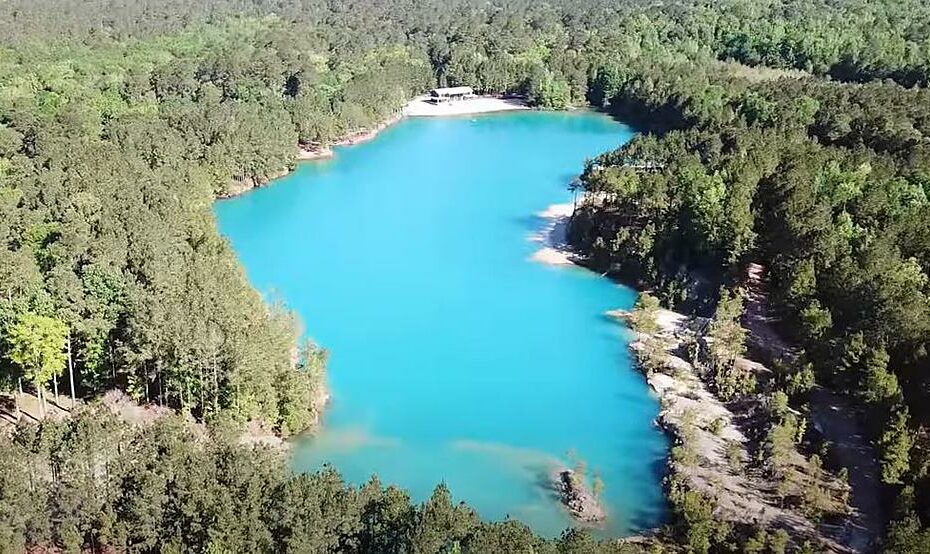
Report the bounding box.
[570,34,930,554]
[0,408,647,553]
[1,0,930,551]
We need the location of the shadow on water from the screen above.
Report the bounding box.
[514,214,548,233]
[630,456,672,530]
[629,509,667,534]
[558,172,582,185]
[594,108,648,137]
[452,439,566,495]
[648,455,670,494]
[532,467,564,501]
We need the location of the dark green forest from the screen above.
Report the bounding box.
[567,16,930,554]
[1,407,651,553]
[2,0,930,552]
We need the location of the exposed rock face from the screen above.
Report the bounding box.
[621,304,858,552]
[552,468,607,523]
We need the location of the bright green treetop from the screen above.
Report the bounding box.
[6,312,68,386]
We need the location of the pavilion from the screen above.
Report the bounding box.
[428,86,475,103]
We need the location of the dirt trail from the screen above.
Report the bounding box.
[810,389,885,553]
[743,263,885,553]
[743,263,798,362]
[0,391,73,429]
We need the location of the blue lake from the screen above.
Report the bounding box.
[215,111,667,536]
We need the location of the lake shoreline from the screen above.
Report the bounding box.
[530,201,581,266]
[218,112,660,536]
[220,95,531,199]
[220,96,531,439]
[611,301,857,551]
[405,94,529,117]
[530,202,824,539]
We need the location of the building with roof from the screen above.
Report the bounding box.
[428,86,475,103]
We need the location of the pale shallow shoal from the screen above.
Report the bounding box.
[529,202,575,266]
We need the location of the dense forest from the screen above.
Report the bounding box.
[1,0,930,552]
[0,408,649,553]
[565,4,930,553]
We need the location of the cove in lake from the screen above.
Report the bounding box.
[215,111,668,537]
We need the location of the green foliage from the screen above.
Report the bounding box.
[799,455,837,521]
[527,68,572,109]
[704,288,755,400]
[708,288,746,359]
[742,528,768,553]
[4,312,67,387]
[0,411,649,553]
[629,293,674,375]
[639,335,672,375]
[709,360,757,402]
[879,409,914,485]
[411,483,479,553]
[854,345,897,405]
[785,363,815,398]
[799,300,832,340]
[884,487,930,554]
[2,0,930,547]
[461,520,545,553]
[773,358,816,399]
[667,476,732,554]
[554,2,930,539]
[274,341,328,436]
[0,17,430,432]
[629,293,661,335]
[725,439,744,472]
[707,417,726,436]
[762,392,806,477]
[769,529,790,554]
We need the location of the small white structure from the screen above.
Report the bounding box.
[404,95,529,117]
[428,86,475,103]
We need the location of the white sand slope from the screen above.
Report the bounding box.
[404,95,529,117]
[529,202,576,265]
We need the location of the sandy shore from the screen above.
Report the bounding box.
[614,305,853,551]
[221,95,532,199]
[298,145,334,161]
[404,95,529,117]
[529,202,579,265]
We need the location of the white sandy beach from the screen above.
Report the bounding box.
[225,95,531,198]
[404,95,529,117]
[529,202,577,265]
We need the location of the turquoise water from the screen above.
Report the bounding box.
[215,111,667,536]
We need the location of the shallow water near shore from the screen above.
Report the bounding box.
[215,111,667,536]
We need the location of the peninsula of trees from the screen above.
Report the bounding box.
[1,0,930,552]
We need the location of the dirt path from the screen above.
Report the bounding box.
[743,263,885,553]
[810,389,885,553]
[743,263,798,362]
[1,391,73,421]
